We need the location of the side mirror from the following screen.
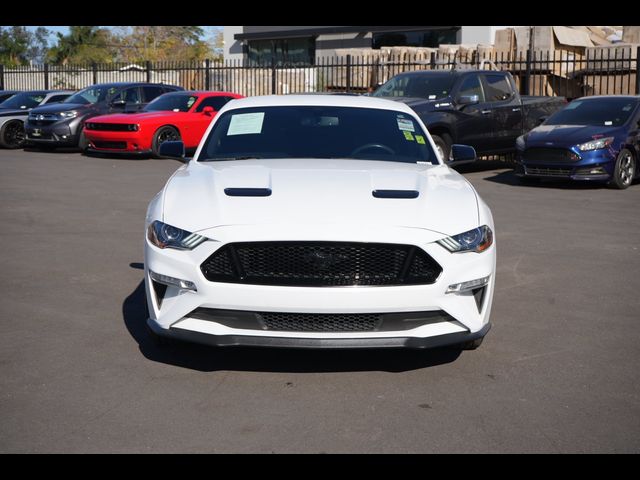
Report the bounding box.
[537,115,549,126]
[202,106,215,116]
[457,94,479,106]
[448,144,477,165]
[158,141,187,162]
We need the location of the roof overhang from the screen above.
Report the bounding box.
[234,26,460,41]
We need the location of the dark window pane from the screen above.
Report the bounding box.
[195,96,233,112]
[200,106,437,165]
[142,86,165,102]
[457,76,485,102]
[247,38,315,66]
[546,98,639,127]
[484,74,513,102]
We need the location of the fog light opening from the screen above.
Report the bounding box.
[446,276,490,294]
[149,271,197,292]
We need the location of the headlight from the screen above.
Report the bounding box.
[437,226,493,253]
[127,124,139,131]
[516,135,526,151]
[147,221,207,250]
[577,137,614,152]
[59,110,79,119]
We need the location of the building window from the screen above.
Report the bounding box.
[372,28,460,49]
[247,37,316,66]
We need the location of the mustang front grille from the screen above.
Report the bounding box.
[200,241,442,287]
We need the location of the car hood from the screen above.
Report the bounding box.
[29,103,88,114]
[0,108,30,116]
[89,111,177,123]
[161,158,480,236]
[524,124,625,147]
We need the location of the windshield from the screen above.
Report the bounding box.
[372,73,455,100]
[199,106,437,164]
[546,98,639,127]
[64,85,114,105]
[145,93,198,112]
[0,92,46,109]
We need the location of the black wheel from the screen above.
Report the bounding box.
[152,126,181,158]
[609,148,636,190]
[77,129,89,152]
[431,133,452,162]
[0,120,26,149]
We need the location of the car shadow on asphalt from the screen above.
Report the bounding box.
[122,279,462,373]
[481,169,615,190]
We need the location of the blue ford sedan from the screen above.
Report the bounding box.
[515,96,640,189]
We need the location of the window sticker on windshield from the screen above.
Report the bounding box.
[228,112,265,136]
[403,131,415,141]
[415,135,426,145]
[604,121,613,126]
[397,117,415,132]
[187,97,197,108]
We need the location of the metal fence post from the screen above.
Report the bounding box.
[524,49,532,96]
[146,61,152,83]
[271,59,276,94]
[636,46,640,95]
[0,64,4,90]
[205,59,211,90]
[44,63,49,90]
[92,63,98,85]
[430,52,436,70]
[346,54,352,93]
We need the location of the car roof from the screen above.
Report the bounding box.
[222,94,417,114]
[177,91,239,96]
[89,82,180,88]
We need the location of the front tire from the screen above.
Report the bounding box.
[78,129,89,152]
[152,126,181,158]
[609,148,636,189]
[0,120,26,149]
[431,133,452,162]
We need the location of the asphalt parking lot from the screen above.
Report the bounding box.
[1,148,639,453]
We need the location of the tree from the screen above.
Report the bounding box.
[47,26,114,64]
[0,26,50,66]
[112,26,213,63]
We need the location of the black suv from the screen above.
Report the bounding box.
[25,82,183,150]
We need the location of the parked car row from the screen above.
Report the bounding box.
[372,69,640,190]
[0,82,244,158]
[1,70,638,188]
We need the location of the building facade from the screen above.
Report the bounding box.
[223,26,516,64]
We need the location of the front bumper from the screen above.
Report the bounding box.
[24,118,82,146]
[143,224,496,349]
[84,129,152,154]
[148,317,491,349]
[515,148,616,181]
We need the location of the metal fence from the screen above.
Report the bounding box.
[1,46,639,99]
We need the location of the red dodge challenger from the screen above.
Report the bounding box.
[84,91,243,157]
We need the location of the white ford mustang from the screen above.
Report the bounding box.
[144,94,496,350]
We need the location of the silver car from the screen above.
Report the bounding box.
[0,90,74,149]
